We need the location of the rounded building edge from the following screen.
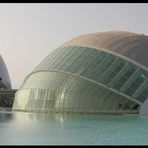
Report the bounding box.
[12,71,140,114]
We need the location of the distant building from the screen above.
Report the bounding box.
[0,55,11,90]
[0,55,13,107]
[13,30,148,114]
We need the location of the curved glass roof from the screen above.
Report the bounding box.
[30,46,148,103]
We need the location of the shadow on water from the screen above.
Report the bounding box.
[0,107,13,123]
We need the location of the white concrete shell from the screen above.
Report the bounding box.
[0,55,11,89]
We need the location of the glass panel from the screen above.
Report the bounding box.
[124,73,145,96]
[112,65,136,90]
[135,81,148,102]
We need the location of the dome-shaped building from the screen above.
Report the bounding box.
[0,55,13,107]
[0,55,11,90]
[13,30,148,114]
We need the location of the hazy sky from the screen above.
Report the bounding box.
[0,3,148,89]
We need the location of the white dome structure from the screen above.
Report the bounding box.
[13,30,148,115]
[0,55,11,89]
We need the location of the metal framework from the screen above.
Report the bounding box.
[13,44,148,114]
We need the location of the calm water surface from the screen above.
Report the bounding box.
[0,108,148,145]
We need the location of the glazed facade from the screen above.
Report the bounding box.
[13,31,148,114]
